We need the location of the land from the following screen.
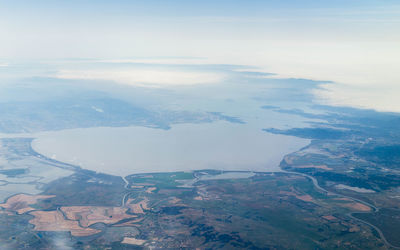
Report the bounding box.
[0,136,389,249]
[0,194,55,214]
[0,167,388,249]
[0,104,400,248]
[266,105,400,248]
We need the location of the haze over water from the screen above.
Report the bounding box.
[32,122,309,176]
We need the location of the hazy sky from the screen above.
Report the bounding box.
[1,0,399,111]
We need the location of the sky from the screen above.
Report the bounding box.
[0,0,399,111]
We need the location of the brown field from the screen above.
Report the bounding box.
[280,191,314,202]
[294,165,333,170]
[341,202,371,212]
[296,194,314,202]
[0,194,55,214]
[29,210,100,236]
[333,197,352,201]
[194,196,203,201]
[126,198,149,214]
[114,218,143,227]
[322,215,337,221]
[146,187,157,193]
[121,237,146,245]
[61,206,136,227]
[169,197,182,204]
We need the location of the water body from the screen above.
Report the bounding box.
[32,122,309,176]
[0,183,42,202]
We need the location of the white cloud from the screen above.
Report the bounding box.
[198,39,400,112]
[314,83,400,112]
[95,58,205,65]
[56,68,224,87]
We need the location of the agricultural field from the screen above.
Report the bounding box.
[0,137,388,249]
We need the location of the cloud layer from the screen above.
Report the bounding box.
[56,69,224,87]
